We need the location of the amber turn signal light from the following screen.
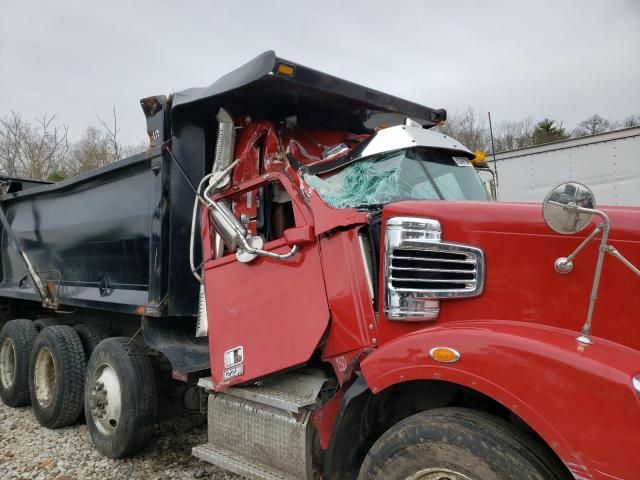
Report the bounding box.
[471,151,488,168]
[276,63,295,77]
[428,347,461,363]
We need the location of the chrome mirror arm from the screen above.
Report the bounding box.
[236,241,300,262]
[554,205,609,272]
[568,207,610,345]
[606,246,640,277]
[554,224,603,274]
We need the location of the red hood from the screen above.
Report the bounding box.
[378,200,640,351]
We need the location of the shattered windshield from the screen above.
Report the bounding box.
[304,148,489,208]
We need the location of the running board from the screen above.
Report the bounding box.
[194,372,326,479]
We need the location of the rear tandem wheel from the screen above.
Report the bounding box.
[0,319,38,406]
[84,337,157,459]
[28,325,87,428]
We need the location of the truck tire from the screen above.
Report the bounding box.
[0,319,38,406]
[33,318,58,332]
[73,324,108,359]
[29,325,86,428]
[357,408,568,480]
[84,337,157,459]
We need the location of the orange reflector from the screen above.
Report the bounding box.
[276,63,295,77]
[429,347,461,363]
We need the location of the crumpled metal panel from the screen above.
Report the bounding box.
[226,372,326,413]
[203,393,311,479]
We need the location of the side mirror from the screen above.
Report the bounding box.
[542,181,640,346]
[542,182,596,234]
[284,225,315,246]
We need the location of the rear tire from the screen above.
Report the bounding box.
[0,319,38,406]
[29,325,86,428]
[358,408,568,480]
[33,318,58,332]
[74,324,108,359]
[85,337,157,458]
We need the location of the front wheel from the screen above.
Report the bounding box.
[358,408,568,480]
[84,337,157,459]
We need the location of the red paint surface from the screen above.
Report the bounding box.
[319,228,377,359]
[311,389,346,449]
[377,201,640,350]
[361,320,640,480]
[204,240,328,388]
[364,200,640,479]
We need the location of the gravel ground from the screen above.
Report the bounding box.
[0,400,240,480]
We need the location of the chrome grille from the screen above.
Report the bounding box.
[384,217,485,320]
[390,246,480,292]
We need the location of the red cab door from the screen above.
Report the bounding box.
[203,175,329,389]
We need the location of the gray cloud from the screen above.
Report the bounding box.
[1,0,638,145]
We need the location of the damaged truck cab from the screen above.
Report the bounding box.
[1,51,639,480]
[199,118,489,389]
[180,53,640,480]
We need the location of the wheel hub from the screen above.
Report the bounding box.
[33,346,56,408]
[406,468,475,480]
[0,337,16,389]
[89,364,122,435]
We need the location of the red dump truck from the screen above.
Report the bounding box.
[0,51,639,480]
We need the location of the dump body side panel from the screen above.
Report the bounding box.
[0,154,155,313]
[0,145,199,317]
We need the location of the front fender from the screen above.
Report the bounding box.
[360,320,640,480]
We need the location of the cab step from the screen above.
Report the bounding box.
[198,371,327,412]
[193,372,327,480]
[192,443,293,480]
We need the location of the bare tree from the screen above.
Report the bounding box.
[437,107,490,152]
[68,126,115,174]
[494,118,534,152]
[97,106,121,160]
[68,107,145,176]
[573,114,611,137]
[622,114,640,128]
[0,111,69,180]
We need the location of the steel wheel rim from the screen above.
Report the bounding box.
[0,337,16,389]
[89,363,122,435]
[406,468,475,480]
[34,346,56,408]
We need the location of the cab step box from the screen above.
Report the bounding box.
[193,372,327,480]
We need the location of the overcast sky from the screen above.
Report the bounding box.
[1,0,638,145]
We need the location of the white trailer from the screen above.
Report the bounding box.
[483,127,640,206]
